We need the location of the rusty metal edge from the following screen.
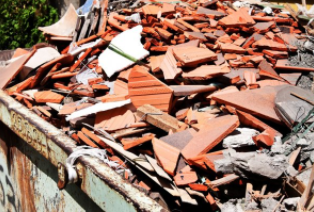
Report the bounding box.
[0,90,164,212]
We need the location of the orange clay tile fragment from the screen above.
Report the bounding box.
[128,66,173,112]
[142,4,161,15]
[252,129,275,148]
[152,137,180,176]
[188,183,208,192]
[185,31,207,42]
[138,181,151,191]
[121,133,155,150]
[213,85,285,124]
[77,131,99,148]
[108,12,129,31]
[155,27,173,40]
[176,19,200,32]
[137,104,187,133]
[236,110,281,137]
[181,115,239,159]
[188,151,225,172]
[95,109,135,132]
[218,8,255,27]
[220,43,246,54]
[0,51,34,89]
[169,85,217,96]
[233,37,246,46]
[257,80,288,88]
[81,127,109,149]
[206,193,219,211]
[92,84,109,90]
[258,60,284,81]
[262,49,288,59]
[182,64,230,80]
[114,79,128,95]
[243,71,259,89]
[148,55,165,73]
[30,54,74,88]
[252,37,297,52]
[160,40,199,80]
[253,21,276,33]
[174,171,198,186]
[173,46,217,66]
[70,48,93,72]
[224,53,237,60]
[34,91,64,103]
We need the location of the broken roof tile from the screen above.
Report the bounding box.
[181,115,239,159]
[173,46,217,66]
[252,37,297,52]
[174,171,198,186]
[128,66,173,112]
[218,8,255,27]
[152,138,180,176]
[34,91,64,103]
[160,40,199,80]
[182,64,230,80]
[213,85,287,123]
[220,43,246,54]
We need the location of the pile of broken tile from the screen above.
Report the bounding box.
[3,0,314,211]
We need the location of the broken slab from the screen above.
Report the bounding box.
[128,66,173,112]
[218,8,255,27]
[174,171,198,186]
[220,43,246,54]
[152,138,180,176]
[252,37,297,52]
[95,109,136,132]
[258,60,284,81]
[182,64,230,80]
[213,85,287,124]
[34,91,64,103]
[181,115,239,159]
[173,46,217,66]
[160,40,199,80]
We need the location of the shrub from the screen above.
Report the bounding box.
[0,0,58,50]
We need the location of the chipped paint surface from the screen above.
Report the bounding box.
[0,90,163,212]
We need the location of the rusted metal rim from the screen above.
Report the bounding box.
[0,90,163,212]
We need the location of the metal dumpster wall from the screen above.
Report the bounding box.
[0,121,103,212]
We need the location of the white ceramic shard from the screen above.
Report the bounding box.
[98,25,149,78]
[38,4,78,37]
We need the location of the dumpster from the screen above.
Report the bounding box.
[0,90,163,212]
[2,0,314,211]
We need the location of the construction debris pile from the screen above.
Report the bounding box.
[2,0,314,211]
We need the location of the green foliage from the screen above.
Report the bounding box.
[0,0,59,49]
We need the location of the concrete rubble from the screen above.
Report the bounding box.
[2,0,314,211]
